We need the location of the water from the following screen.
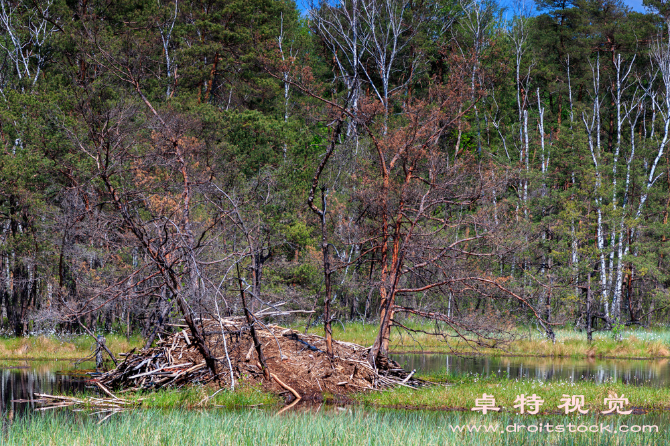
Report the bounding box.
[0,357,666,446]
[0,354,668,418]
[0,360,90,417]
[392,353,670,386]
[0,357,668,445]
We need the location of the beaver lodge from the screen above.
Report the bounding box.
[89,316,424,402]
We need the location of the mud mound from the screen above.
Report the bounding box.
[92,317,423,399]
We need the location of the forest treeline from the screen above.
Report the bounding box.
[1,0,669,357]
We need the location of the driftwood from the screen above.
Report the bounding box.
[13,393,139,412]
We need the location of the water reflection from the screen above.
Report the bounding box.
[0,355,666,419]
[0,361,89,416]
[391,354,670,387]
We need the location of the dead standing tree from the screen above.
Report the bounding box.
[357,77,488,364]
[206,177,286,378]
[269,52,551,367]
[64,14,234,374]
[63,95,220,375]
[307,117,348,358]
[305,0,433,358]
[360,86,555,364]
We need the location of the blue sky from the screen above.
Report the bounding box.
[496,0,649,13]
[490,0,650,16]
[625,0,646,12]
[298,0,651,17]
[299,0,651,15]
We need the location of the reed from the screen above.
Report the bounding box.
[3,408,666,445]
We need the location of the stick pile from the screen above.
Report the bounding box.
[90,316,425,399]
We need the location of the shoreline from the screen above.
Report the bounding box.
[390,350,670,360]
[0,328,669,361]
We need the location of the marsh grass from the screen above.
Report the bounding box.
[1,323,667,360]
[0,334,144,360]
[303,322,670,358]
[361,373,670,412]
[2,408,667,445]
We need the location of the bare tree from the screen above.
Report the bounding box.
[156,0,179,99]
[0,0,57,93]
[309,0,369,127]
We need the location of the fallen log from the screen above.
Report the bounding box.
[271,373,301,401]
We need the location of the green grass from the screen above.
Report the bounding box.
[361,373,670,412]
[303,322,670,358]
[2,323,668,361]
[0,334,144,360]
[2,408,667,445]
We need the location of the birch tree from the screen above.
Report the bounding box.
[0,0,57,93]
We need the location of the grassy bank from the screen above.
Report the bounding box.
[56,371,670,413]
[2,323,668,360]
[0,334,144,360]
[361,373,670,412]
[303,322,670,358]
[3,408,667,445]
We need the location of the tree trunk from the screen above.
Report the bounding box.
[237,265,269,379]
[586,274,593,343]
[320,189,333,357]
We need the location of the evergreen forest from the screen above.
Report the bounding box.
[1,0,670,359]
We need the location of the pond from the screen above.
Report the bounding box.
[0,357,668,445]
[391,353,670,387]
[0,360,90,417]
[1,354,669,417]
